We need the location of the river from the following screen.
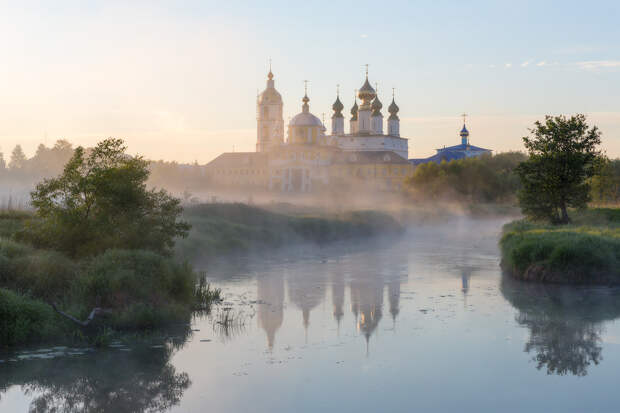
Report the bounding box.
[2,217,620,412]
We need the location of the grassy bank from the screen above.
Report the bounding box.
[0,212,220,348]
[500,208,620,284]
[176,203,404,259]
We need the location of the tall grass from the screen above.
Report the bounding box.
[500,208,620,284]
[176,203,403,259]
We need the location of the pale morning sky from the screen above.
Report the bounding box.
[1,0,619,163]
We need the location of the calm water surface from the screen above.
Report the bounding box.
[3,217,620,412]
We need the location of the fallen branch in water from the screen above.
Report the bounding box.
[50,303,111,327]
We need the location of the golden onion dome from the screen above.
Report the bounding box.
[357,78,376,102]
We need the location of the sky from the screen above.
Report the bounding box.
[1,0,619,163]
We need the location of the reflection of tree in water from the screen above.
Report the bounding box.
[0,333,191,412]
[500,276,620,376]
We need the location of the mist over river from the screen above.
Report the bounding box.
[3,216,620,412]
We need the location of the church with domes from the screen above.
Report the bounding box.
[206,67,413,193]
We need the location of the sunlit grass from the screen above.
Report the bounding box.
[501,208,620,283]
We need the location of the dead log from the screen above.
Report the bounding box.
[50,303,111,327]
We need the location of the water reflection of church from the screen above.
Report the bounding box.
[256,252,406,351]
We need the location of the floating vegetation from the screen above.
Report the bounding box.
[211,307,248,342]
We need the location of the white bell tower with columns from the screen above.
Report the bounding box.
[256,62,284,152]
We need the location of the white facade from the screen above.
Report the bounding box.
[371,114,383,134]
[331,117,344,135]
[349,118,358,134]
[335,135,408,159]
[388,118,400,137]
[358,107,372,134]
[268,156,332,192]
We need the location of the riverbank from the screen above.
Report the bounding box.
[0,210,221,348]
[500,208,620,284]
[175,203,404,260]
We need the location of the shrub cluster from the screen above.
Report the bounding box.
[0,211,220,348]
[0,237,220,347]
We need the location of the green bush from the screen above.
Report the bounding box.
[0,237,34,258]
[0,240,220,347]
[0,210,31,239]
[0,288,69,346]
[80,249,195,309]
[9,251,76,301]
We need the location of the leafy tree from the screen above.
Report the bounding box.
[590,158,620,204]
[516,114,602,224]
[9,145,27,170]
[22,138,190,257]
[405,152,526,202]
[0,152,6,171]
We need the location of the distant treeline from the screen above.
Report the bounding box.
[0,140,74,186]
[0,140,207,204]
[406,152,620,205]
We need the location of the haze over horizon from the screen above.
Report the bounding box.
[1,0,619,163]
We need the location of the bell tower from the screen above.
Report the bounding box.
[256,62,284,152]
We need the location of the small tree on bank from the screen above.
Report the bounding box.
[22,138,190,257]
[516,114,602,224]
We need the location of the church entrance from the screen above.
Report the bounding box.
[291,169,303,192]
